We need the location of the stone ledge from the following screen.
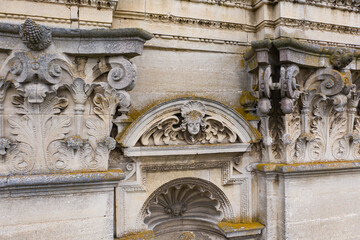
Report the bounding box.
[124,143,252,157]
[0,22,152,40]
[256,160,360,173]
[217,222,264,239]
[0,169,125,188]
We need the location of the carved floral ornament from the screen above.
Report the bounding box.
[119,98,261,154]
[245,39,360,163]
[0,19,148,175]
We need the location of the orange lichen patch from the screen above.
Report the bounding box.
[256,160,360,173]
[217,221,264,233]
[116,230,155,240]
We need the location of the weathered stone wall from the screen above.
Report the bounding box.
[1,0,360,239]
[258,169,360,240]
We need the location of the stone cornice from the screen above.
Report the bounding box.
[114,11,254,31]
[283,0,360,12]
[278,17,360,35]
[256,160,360,174]
[181,0,360,13]
[23,0,118,10]
[0,21,152,41]
[0,13,111,28]
[152,33,249,46]
[180,0,253,9]
[115,11,360,39]
[0,169,125,188]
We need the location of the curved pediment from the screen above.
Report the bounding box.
[119,98,261,157]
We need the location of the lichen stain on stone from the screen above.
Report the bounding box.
[116,230,155,240]
[256,160,360,173]
[217,221,264,233]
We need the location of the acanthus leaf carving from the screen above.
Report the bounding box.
[7,93,71,173]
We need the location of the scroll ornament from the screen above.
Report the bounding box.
[140,101,238,146]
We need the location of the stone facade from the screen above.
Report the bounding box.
[1,0,360,240]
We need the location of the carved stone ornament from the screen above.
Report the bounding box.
[120,98,261,156]
[141,101,238,145]
[245,39,360,163]
[330,49,353,70]
[19,18,52,51]
[139,178,234,230]
[0,19,151,175]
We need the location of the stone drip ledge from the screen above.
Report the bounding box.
[0,22,152,40]
[115,222,264,240]
[256,160,360,174]
[217,222,264,239]
[0,169,125,188]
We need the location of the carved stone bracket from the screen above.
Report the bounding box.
[0,19,151,175]
[245,38,360,163]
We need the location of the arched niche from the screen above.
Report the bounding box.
[119,97,261,157]
[137,177,234,239]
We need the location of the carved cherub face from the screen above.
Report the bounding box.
[181,101,206,136]
[185,112,202,135]
[165,202,187,217]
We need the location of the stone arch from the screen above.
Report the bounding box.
[119,97,261,156]
[137,177,234,230]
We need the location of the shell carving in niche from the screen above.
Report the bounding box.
[143,183,224,229]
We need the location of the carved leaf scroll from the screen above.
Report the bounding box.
[8,94,71,172]
[139,102,239,146]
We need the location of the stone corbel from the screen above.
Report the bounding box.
[279,64,301,163]
[279,64,300,114]
[346,92,360,143]
[106,56,136,135]
[0,80,12,158]
[257,65,274,161]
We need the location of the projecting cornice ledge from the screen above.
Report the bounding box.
[0,169,125,196]
[256,161,360,175]
[0,21,152,56]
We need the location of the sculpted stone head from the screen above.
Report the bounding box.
[181,101,206,135]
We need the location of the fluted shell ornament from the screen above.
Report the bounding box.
[19,18,52,51]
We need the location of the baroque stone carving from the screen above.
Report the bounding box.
[245,39,360,163]
[138,178,234,230]
[140,101,238,145]
[0,19,151,175]
[7,93,70,173]
[143,183,223,229]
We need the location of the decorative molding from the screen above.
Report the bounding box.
[284,0,360,12]
[181,0,360,13]
[0,13,112,28]
[146,13,249,31]
[24,0,118,10]
[117,160,251,221]
[0,19,151,175]
[152,33,249,46]
[179,0,252,9]
[278,17,360,35]
[114,11,254,32]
